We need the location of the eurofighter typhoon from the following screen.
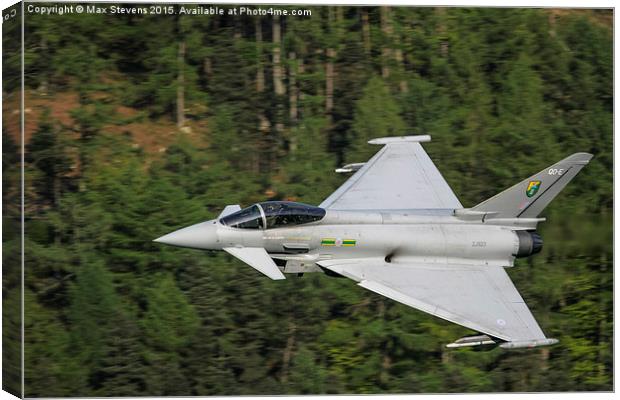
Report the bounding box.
[155,136,592,349]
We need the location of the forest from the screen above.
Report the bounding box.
[2,4,613,396]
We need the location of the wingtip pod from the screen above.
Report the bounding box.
[368,135,431,145]
[499,338,559,349]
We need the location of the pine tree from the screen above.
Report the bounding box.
[350,76,406,161]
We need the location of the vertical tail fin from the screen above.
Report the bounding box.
[470,153,593,218]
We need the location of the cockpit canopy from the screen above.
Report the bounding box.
[220,201,326,230]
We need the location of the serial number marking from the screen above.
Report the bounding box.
[548,168,565,176]
[472,241,487,247]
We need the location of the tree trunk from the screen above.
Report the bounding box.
[272,14,285,148]
[38,37,48,95]
[361,9,371,55]
[436,8,449,57]
[289,51,298,124]
[298,58,305,101]
[395,48,408,93]
[325,9,337,121]
[288,54,299,160]
[380,354,392,384]
[540,347,550,371]
[256,16,269,173]
[272,15,285,96]
[325,48,335,119]
[177,41,186,128]
[255,18,264,93]
[336,7,345,38]
[548,9,558,37]
[441,348,452,364]
[281,320,297,383]
[380,6,392,78]
[233,14,242,40]
[204,58,212,77]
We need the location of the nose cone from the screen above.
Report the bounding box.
[154,220,219,250]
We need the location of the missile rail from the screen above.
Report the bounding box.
[446,335,558,349]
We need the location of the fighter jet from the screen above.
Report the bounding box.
[155,135,592,349]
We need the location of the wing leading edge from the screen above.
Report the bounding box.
[320,136,462,211]
[318,259,550,343]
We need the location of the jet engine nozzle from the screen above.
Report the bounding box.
[514,231,543,258]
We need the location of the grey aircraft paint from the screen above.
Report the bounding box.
[154,135,592,349]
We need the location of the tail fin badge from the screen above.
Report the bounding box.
[526,181,541,197]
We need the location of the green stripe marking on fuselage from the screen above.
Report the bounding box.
[321,238,356,247]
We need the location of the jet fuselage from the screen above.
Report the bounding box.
[163,209,537,275]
